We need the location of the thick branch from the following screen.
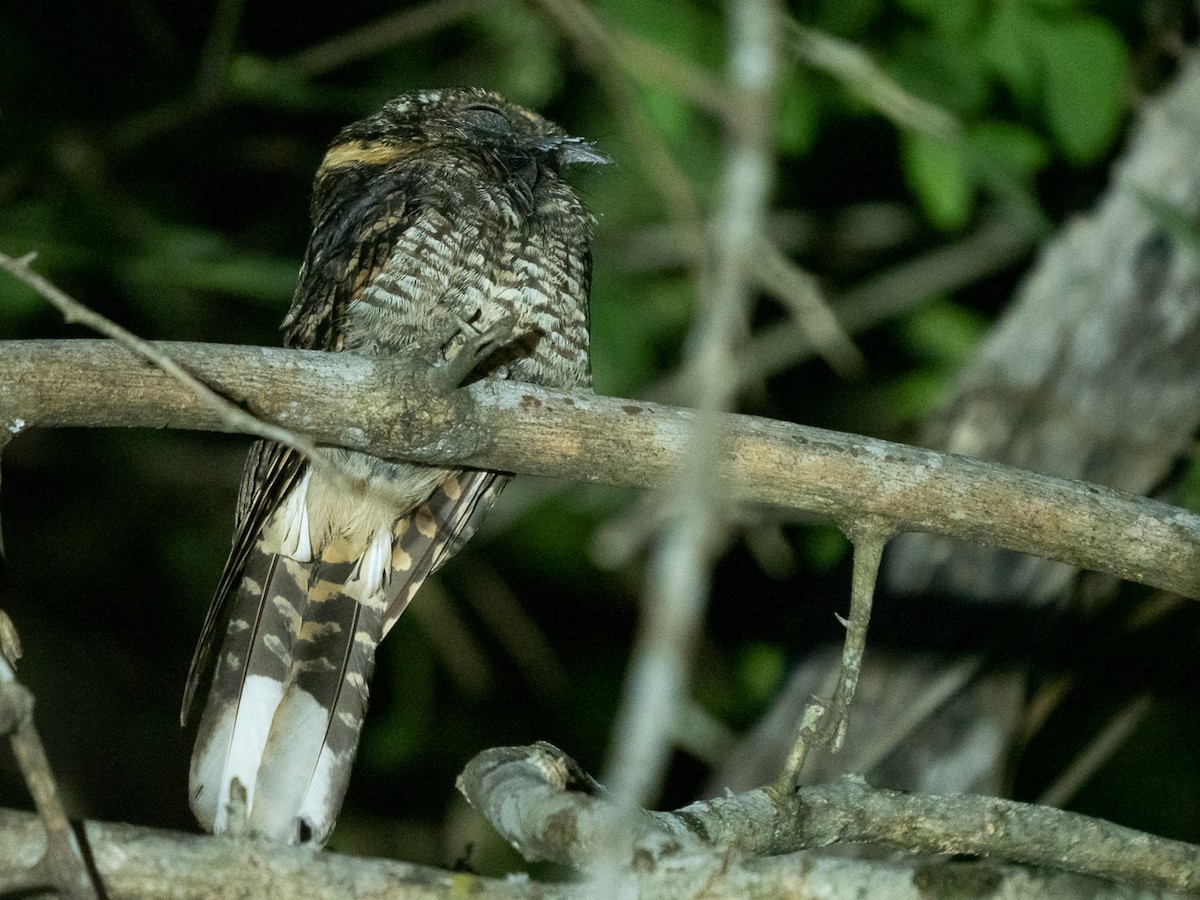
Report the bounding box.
[2,806,1169,900]
[0,807,561,900]
[459,743,1200,895]
[3,339,1199,600]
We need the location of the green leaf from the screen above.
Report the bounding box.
[982,0,1044,108]
[966,121,1050,181]
[1035,17,1128,163]
[886,30,990,117]
[901,131,972,230]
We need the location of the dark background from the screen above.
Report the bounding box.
[2,0,1198,872]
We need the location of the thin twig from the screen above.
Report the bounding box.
[1039,694,1154,809]
[786,21,959,139]
[528,0,708,270]
[754,240,864,377]
[462,563,571,704]
[817,527,889,751]
[650,211,1037,402]
[0,250,349,488]
[607,28,740,121]
[776,526,890,789]
[283,0,493,76]
[0,613,102,900]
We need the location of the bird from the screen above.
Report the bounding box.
[181,88,605,847]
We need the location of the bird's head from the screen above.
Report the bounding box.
[320,88,608,183]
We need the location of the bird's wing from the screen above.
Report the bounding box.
[180,439,304,724]
[181,164,417,728]
[381,469,509,636]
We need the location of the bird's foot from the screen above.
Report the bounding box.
[434,314,542,389]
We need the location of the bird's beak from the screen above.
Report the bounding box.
[541,136,610,167]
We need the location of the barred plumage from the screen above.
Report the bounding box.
[182,89,603,846]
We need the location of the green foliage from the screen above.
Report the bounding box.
[1034,16,1128,162]
[879,0,1129,227]
[901,131,972,230]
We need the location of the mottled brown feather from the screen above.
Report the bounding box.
[185,87,600,847]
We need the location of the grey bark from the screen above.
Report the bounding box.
[4,340,1200,601]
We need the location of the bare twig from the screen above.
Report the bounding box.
[460,742,1200,893]
[776,527,890,788]
[462,563,571,703]
[818,527,889,752]
[606,28,740,121]
[651,211,1037,402]
[0,251,350,488]
[528,0,707,268]
[754,241,864,377]
[527,0,737,121]
[603,0,782,806]
[283,0,493,76]
[786,21,959,139]
[0,613,102,900]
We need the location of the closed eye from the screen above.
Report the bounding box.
[461,104,512,133]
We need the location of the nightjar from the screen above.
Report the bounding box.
[182,88,604,846]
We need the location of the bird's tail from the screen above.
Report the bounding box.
[188,468,505,846]
[188,523,387,845]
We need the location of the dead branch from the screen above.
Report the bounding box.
[459,742,1200,895]
[3,338,1199,601]
[0,613,101,900]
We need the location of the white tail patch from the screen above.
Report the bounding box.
[277,470,314,561]
[296,742,343,845]
[212,674,285,831]
[247,687,330,843]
